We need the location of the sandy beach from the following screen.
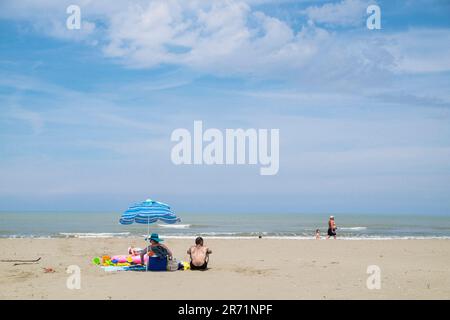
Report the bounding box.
[0,238,449,300]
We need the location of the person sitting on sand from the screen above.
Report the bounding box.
[327,216,337,239]
[187,237,212,270]
[140,233,172,265]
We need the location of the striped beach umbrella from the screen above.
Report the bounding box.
[119,199,180,235]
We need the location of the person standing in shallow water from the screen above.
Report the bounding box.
[327,216,337,239]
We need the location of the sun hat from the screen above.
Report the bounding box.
[146,233,164,243]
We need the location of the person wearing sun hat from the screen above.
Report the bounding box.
[146,233,164,244]
[139,233,173,266]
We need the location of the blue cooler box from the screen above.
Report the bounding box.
[147,256,167,271]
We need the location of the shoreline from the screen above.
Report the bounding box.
[3,213,449,241]
[1,238,450,299]
[2,235,450,240]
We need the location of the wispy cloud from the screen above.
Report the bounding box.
[385,28,450,74]
[9,106,45,135]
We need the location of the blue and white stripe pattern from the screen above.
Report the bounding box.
[119,199,180,225]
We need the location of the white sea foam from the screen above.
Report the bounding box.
[59,232,130,238]
[339,227,367,231]
[4,234,450,240]
[158,234,450,240]
[1,235,52,239]
[157,224,191,229]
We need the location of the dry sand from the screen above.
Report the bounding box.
[0,238,449,300]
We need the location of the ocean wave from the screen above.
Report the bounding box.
[2,234,450,240]
[160,235,450,240]
[59,232,130,238]
[157,224,191,229]
[330,236,450,240]
[2,230,450,240]
[0,234,52,239]
[339,227,367,231]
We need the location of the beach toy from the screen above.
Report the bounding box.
[102,259,114,266]
[92,257,101,265]
[116,263,131,267]
[111,254,149,264]
[181,261,190,270]
[43,267,55,273]
[102,255,111,264]
[111,255,128,263]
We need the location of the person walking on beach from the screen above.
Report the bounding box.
[327,216,337,239]
[187,237,212,270]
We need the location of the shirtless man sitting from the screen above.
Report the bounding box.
[187,237,212,270]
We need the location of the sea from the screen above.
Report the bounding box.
[1,212,450,240]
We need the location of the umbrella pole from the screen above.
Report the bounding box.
[146,218,150,272]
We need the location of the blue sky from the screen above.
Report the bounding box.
[0,0,450,214]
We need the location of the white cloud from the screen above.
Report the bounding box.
[1,0,449,82]
[301,0,371,27]
[101,0,307,75]
[385,28,450,74]
[0,0,393,80]
[98,1,399,85]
